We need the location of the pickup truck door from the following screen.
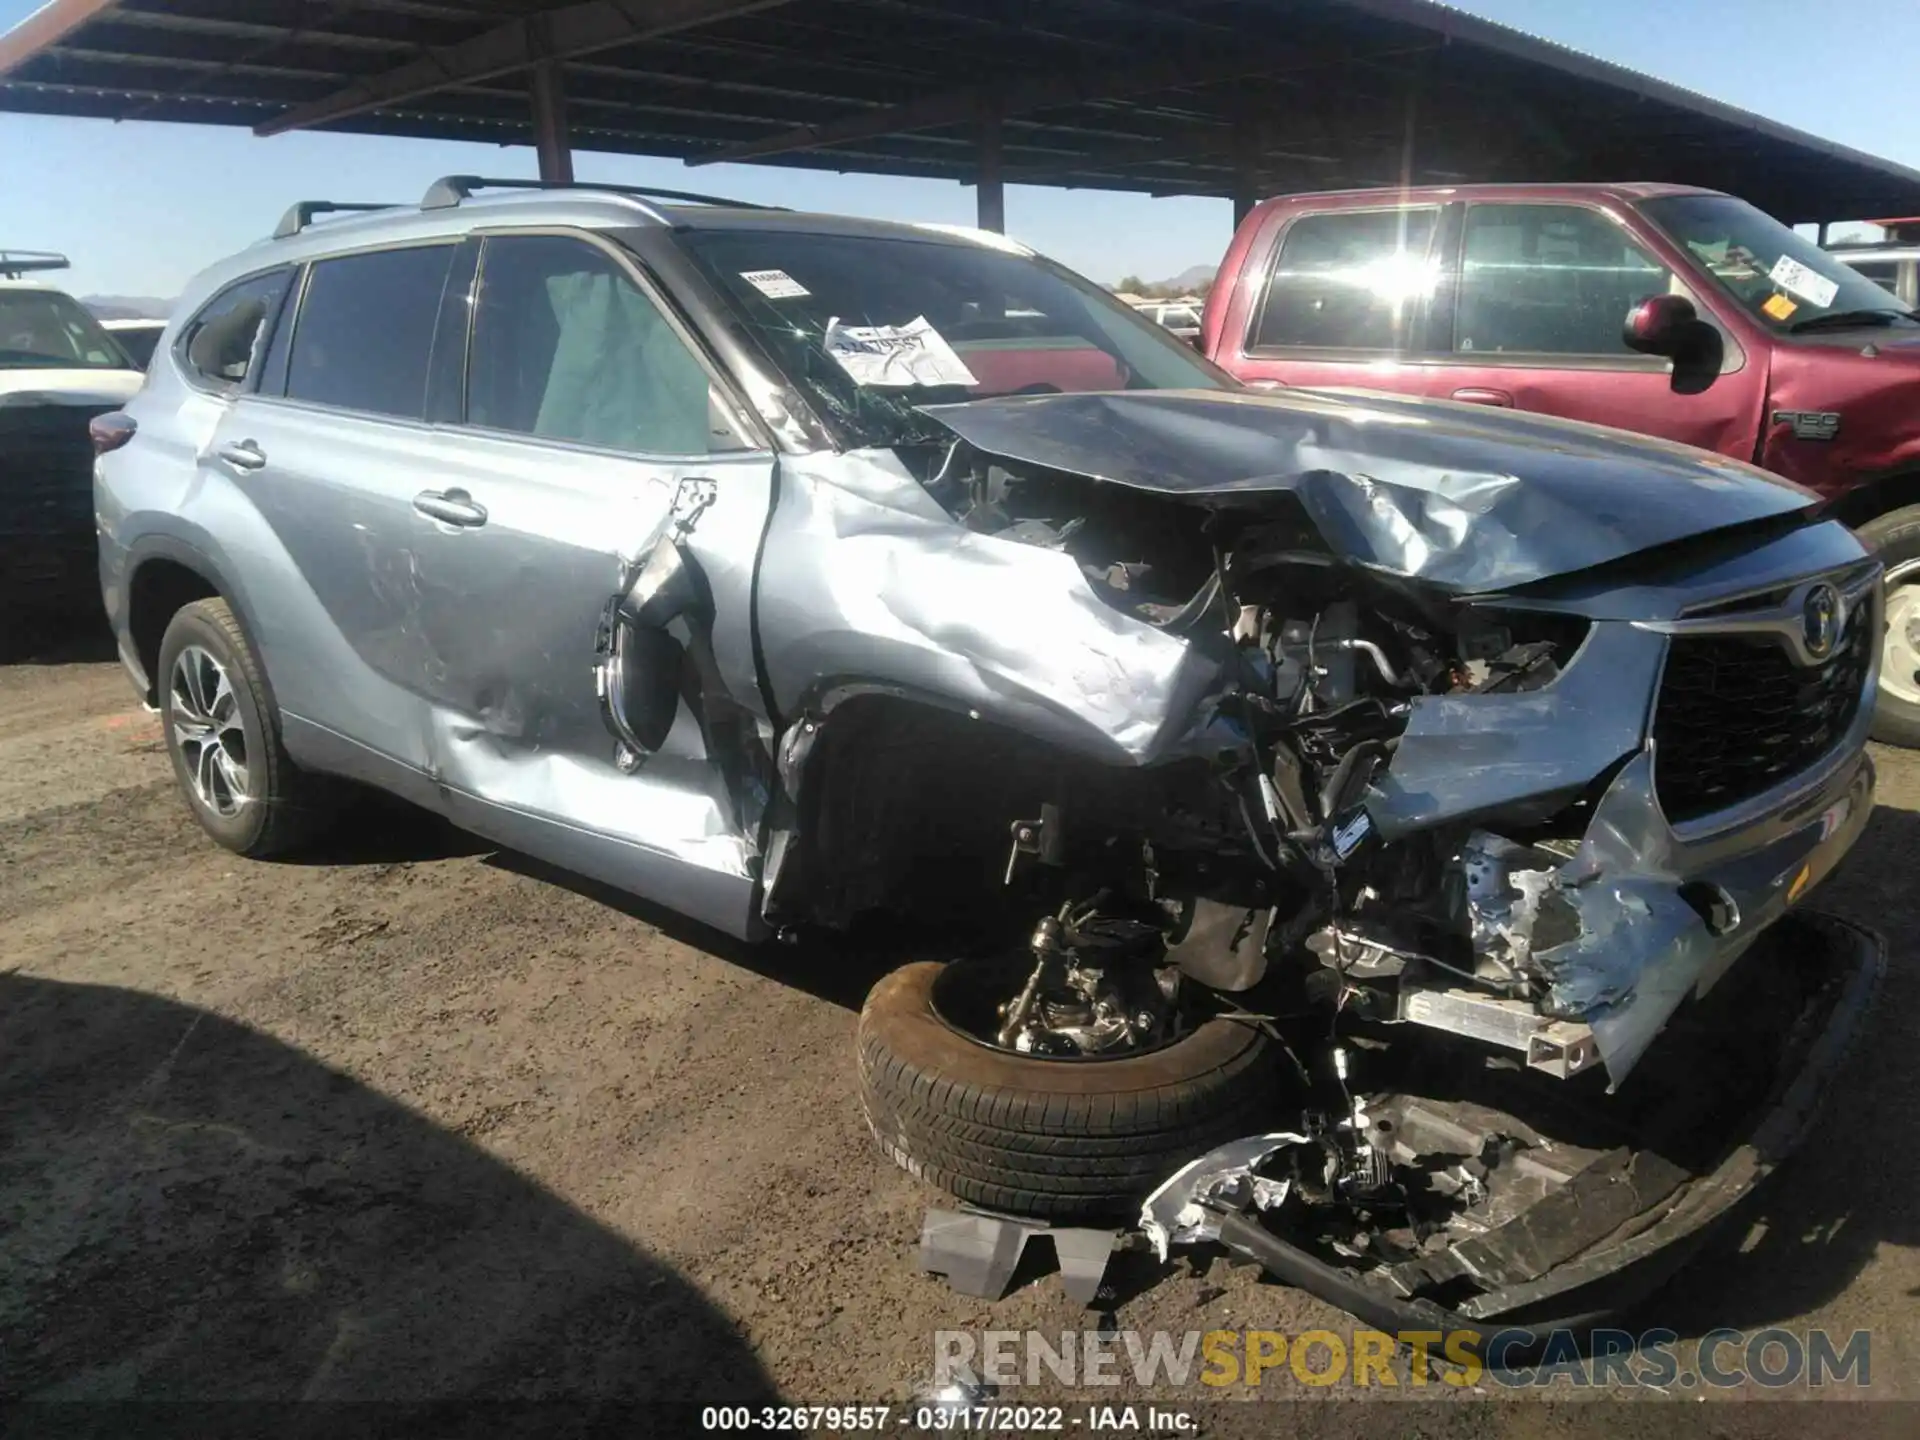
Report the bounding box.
[401,231,776,937]
[1431,201,1760,459]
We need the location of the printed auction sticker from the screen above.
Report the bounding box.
[1762,292,1798,321]
[823,314,979,388]
[740,268,810,298]
[1767,255,1838,310]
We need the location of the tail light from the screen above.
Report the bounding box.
[90,412,137,456]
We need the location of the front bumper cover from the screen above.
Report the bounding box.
[1144,910,1884,1347]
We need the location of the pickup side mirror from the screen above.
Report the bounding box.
[1622,293,1700,357]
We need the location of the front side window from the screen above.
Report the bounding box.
[285,245,453,418]
[672,227,1228,448]
[1250,208,1440,352]
[0,288,132,371]
[179,269,291,389]
[1455,204,1672,357]
[1641,193,1917,334]
[467,234,743,456]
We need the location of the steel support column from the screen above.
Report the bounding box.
[977,108,1005,232]
[531,60,574,183]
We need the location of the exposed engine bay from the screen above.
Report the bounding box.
[847,430,1665,1084]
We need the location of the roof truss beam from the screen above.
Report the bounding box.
[688,42,1440,168]
[256,0,793,137]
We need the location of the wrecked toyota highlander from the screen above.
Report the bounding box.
[97,178,1881,1330]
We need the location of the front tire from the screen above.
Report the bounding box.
[1858,508,1920,749]
[857,961,1279,1221]
[157,598,334,856]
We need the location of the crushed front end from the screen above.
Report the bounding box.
[811,388,1882,1314]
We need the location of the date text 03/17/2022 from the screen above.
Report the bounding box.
[698,1405,1196,1433]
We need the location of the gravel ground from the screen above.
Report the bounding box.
[2,636,1916,1430]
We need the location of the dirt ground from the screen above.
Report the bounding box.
[3,632,1918,1429]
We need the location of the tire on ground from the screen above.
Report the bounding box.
[1858,507,1920,749]
[857,961,1279,1221]
[156,597,339,857]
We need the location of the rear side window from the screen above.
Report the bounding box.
[285,245,453,418]
[1251,208,1439,351]
[466,234,743,456]
[1455,204,1672,356]
[179,269,291,390]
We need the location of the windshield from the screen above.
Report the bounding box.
[1639,193,1917,332]
[0,289,134,370]
[673,227,1229,447]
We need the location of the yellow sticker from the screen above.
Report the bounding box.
[1787,863,1813,904]
[1763,293,1798,321]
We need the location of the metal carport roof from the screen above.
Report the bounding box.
[3,0,1918,229]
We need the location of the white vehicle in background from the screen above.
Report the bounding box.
[102,316,169,370]
[1828,243,1920,307]
[1134,299,1204,343]
[1,251,144,641]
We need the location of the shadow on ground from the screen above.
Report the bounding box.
[0,972,779,1404]
[1628,799,1920,1338]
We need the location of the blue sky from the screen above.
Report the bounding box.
[3,0,1917,299]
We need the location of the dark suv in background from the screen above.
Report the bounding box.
[1203,183,1920,744]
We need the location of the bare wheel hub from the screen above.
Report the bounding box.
[1885,558,1920,708]
[170,644,251,817]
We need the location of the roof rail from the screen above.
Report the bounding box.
[420,174,781,213]
[273,201,402,241]
[0,249,70,280]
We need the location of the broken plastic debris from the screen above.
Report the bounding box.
[1139,1132,1309,1261]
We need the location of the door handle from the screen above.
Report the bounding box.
[412,488,489,528]
[215,439,267,471]
[1451,387,1514,407]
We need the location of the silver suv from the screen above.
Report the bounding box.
[98,177,1881,1324]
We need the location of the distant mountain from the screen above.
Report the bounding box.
[1109,262,1216,298]
[84,295,174,321]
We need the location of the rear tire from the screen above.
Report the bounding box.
[157,598,337,856]
[1858,508,1920,749]
[857,960,1279,1221]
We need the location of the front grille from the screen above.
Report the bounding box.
[1651,610,1870,823]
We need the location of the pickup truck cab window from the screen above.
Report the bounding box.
[1250,207,1439,353]
[1455,204,1674,358]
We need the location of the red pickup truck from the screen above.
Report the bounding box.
[1203,183,1920,745]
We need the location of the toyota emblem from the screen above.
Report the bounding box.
[1801,583,1841,661]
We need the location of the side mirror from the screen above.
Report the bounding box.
[1622,293,1700,357]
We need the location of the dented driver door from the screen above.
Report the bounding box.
[402,232,777,937]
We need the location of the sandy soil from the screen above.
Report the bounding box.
[3,636,1916,1430]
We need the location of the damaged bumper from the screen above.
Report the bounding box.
[1143,911,1884,1335]
[1424,738,1875,1087]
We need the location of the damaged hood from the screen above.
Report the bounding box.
[920,388,1817,591]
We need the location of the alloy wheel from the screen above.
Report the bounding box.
[169,644,251,817]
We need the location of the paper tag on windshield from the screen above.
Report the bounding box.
[1768,255,1839,310]
[823,315,979,389]
[741,269,809,299]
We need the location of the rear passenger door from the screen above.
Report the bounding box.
[401,231,777,914]
[208,241,463,782]
[1228,206,1448,395]
[1435,202,1756,457]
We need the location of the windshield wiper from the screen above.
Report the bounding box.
[1789,307,1918,333]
